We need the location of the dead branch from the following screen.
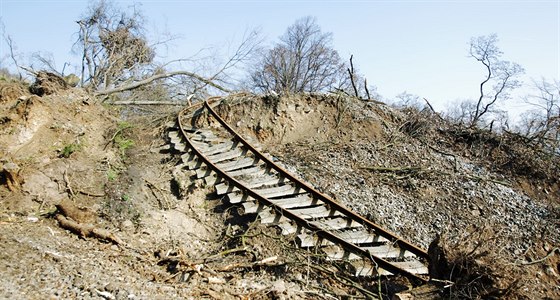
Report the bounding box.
[63,169,75,199]
[19,66,39,77]
[423,97,444,121]
[145,179,172,210]
[203,247,250,263]
[347,55,360,98]
[106,100,185,105]
[55,199,96,224]
[77,190,105,197]
[55,214,123,245]
[94,70,231,97]
[193,29,261,95]
[364,78,371,99]
[360,166,423,174]
[216,256,283,272]
[462,174,510,187]
[306,263,379,299]
[104,122,133,150]
[517,248,559,265]
[4,32,23,80]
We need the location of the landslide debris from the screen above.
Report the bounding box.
[1,84,558,299]
[218,93,560,299]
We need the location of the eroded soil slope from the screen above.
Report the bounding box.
[218,93,559,299]
[1,87,558,299]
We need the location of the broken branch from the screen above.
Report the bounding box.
[347,55,360,98]
[517,248,559,265]
[94,70,231,97]
[360,166,423,174]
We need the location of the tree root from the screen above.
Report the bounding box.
[55,200,123,245]
[55,214,124,245]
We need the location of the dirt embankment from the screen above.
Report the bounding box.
[0,80,223,298]
[218,93,559,299]
[1,84,377,299]
[1,86,558,299]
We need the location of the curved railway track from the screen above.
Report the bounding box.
[167,96,431,284]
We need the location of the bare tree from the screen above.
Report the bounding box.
[1,21,23,80]
[394,91,423,110]
[71,0,261,103]
[468,34,524,127]
[30,52,66,75]
[520,78,560,153]
[251,16,346,94]
[96,29,262,101]
[74,0,155,90]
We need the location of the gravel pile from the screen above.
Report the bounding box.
[271,97,558,258]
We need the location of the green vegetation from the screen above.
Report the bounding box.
[59,142,81,158]
[106,168,118,181]
[110,121,134,157]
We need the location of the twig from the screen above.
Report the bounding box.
[517,248,559,265]
[311,263,379,299]
[423,97,444,121]
[19,66,39,77]
[95,70,231,97]
[364,78,371,100]
[217,256,283,272]
[431,278,455,289]
[78,190,105,197]
[104,123,133,150]
[347,54,360,98]
[145,179,172,210]
[63,169,75,199]
[107,100,185,105]
[463,174,510,187]
[426,144,458,171]
[360,166,422,174]
[203,247,250,263]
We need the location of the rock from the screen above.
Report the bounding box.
[393,293,414,300]
[95,289,115,300]
[27,216,39,222]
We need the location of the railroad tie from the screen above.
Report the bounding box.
[169,97,431,282]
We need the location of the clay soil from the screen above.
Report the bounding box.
[1,85,559,299]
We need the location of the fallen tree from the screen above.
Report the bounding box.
[94,70,231,97]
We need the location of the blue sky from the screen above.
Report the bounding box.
[1,0,558,116]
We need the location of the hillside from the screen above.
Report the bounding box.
[1,81,558,299]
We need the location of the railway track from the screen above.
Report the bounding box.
[167,96,431,284]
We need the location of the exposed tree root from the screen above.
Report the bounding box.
[55,200,123,245]
[55,214,124,245]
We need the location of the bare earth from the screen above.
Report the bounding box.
[1,87,558,299]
